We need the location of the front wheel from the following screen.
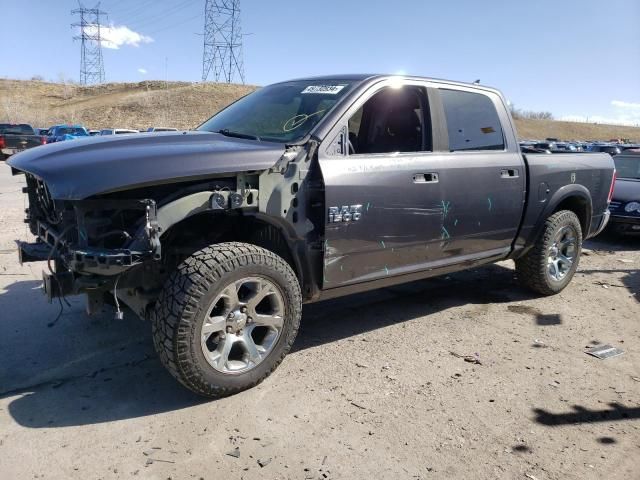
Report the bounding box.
[515,210,583,295]
[152,242,302,398]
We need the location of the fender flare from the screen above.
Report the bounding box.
[528,184,593,247]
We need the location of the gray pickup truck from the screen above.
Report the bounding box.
[8,75,615,397]
[0,123,45,160]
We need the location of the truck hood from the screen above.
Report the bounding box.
[8,131,285,200]
[612,178,640,203]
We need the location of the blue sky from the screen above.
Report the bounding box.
[2,0,639,125]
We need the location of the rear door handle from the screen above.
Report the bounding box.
[413,172,439,183]
[500,169,519,178]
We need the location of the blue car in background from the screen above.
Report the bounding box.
[46,124,89,143]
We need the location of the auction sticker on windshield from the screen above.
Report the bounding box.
[301,85,346,94]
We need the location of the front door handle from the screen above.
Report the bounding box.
[500,169,519,178]
[413,172,439,183]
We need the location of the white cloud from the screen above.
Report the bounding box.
[611,100,640,110]
[138,68,147,74]
[81,24,153,50]
[560,115,638,126]
[560,99,640,127]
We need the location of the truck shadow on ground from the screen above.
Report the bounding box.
[2,262,541,428]
[533,403,640,426]
[295,262,543,352]
[0,278,205,428]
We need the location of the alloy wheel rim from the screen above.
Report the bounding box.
[547,226,578,282]
[200,276,284,374]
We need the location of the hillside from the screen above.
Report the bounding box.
[1,78,638,141]
[0,79,255,131]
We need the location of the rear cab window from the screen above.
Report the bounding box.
[613,155,640,179]
[0,124,35,135]
[439,89,505,152]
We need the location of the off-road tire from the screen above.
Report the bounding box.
[152,242,302,398]
[516,210,583,295]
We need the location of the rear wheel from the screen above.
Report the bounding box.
[516,210,582,295]
[152,242,302,398]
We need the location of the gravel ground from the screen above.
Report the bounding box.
[0,164,638,480]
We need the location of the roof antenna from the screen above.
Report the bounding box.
[473,79,481,84]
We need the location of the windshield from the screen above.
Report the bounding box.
[614,156,640,179]
[56,127,88,136]
[0,124,34,135]
[197,80,355,143]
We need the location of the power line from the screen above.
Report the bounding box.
[202,0,245,84]
[107,0,157,22]
[72,2,107,85]
[123,0,199,30]
[147,12,202,35]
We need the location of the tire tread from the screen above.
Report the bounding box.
[152,242,301,398]
[516,210,582,296]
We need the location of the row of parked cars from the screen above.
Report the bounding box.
[0,123,178,159]
[520,139,640,156]
[518,139,640,235]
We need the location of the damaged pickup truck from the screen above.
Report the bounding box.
[8,75,615,397]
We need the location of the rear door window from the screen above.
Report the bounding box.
[440,89,504,151]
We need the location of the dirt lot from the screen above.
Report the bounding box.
[0,164,638,480]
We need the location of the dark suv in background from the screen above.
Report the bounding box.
[609,152,640,234]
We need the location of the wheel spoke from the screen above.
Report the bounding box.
[221,284,240,307]
[246,280,275,309]
[241,333,263,364]
[254,313,284,329]
[558,254,573,267]
[212,334,235,370]
[202,316,226,338]
[547,255,556,276]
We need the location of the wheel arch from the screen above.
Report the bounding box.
[158,208,312,297]
[514,185,592,259]
[550,188,592,236]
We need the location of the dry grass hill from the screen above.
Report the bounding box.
[1,78,638,141]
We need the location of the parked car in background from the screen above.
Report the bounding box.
[608,152,640,234]
[99,128,139,135]
[146,127,178,132]
[9,74,615,397]
[0,123,46,160]
[35,128,49,136]
[520,144,551,154]
[554,142,578,152]
[88,130,101,136]
[46,125,89,143]
[533,141,556,152]
[588,144,622,156]
[621,144,640,152]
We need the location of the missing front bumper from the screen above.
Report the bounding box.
[42,269,74,302]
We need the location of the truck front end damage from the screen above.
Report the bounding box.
[18,173,162,316]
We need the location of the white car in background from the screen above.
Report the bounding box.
[146,127,179,132]
[99,128,139,135]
